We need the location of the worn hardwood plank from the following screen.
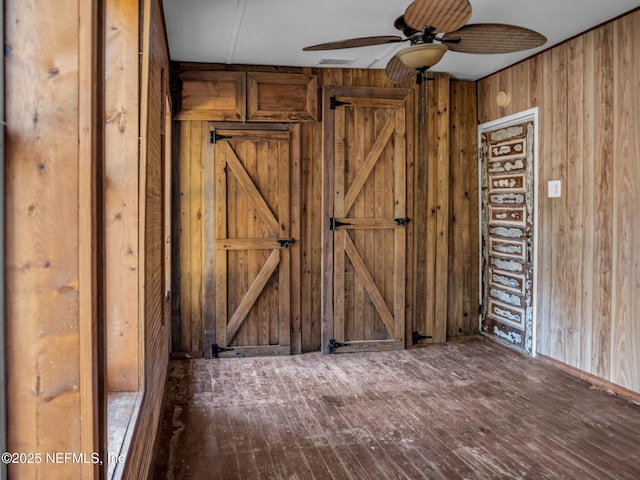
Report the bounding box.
[156,336,640,480]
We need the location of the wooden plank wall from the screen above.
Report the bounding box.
[478,8,640,394]
[448,82,480,338]
[105,0,140,391]
[5,0,102,478]
[173,66,479,354]
[121,0,172,478]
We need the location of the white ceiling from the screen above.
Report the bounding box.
[162,0,640,81]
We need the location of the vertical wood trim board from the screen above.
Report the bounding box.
[425,74,451,344]
[105,0,141,392]
[477,8,640,394]
[448,81,479,338]
[78,0,101,477]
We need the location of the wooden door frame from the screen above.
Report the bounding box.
[321,85,414,354]
[477,108,539,356]
[202,122,301,358]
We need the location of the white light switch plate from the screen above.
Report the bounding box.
[548,180,561,198]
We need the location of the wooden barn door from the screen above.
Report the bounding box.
[322,86,413,354]
[205,127,297,358]
[479,112,537,354]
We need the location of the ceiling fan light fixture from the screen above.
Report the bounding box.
[396,43,448,69]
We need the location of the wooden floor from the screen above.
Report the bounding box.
[153,336,640,479]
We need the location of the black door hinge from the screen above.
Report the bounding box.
[210,131,232,144]
[412,331,432,345]
[212,343,234,358]
[277,238,296,248]
[329,338,351,354]
[329,217,352,231]
[394,217,411,226]
[330,97,352,110]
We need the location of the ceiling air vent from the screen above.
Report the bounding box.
[317,57,355,66]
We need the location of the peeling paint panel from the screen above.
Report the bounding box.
[488,299,525,329]
[489,125,525,142]
[480,118,534,354]
[489,206,526,226]
[489,138,527,162]
[489,193,525,205]
[489,173,525,192]
[490,238,525,261]
[490,269,525,294]
[493,325,523,344]
[490,287,522,307]
[489,226,524,239]
[490,257,523,272]
[488,158,525,173]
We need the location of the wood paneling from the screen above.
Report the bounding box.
[477,8,640,394]
[448,81,479,338]
[174,65,480,354]
[176,71,246,121]
[121,0,171,478]
[5,0,102,477]
[178,121,204,353]
[247,72,318,122]
[426,74,450,344]
[105,0,140,391]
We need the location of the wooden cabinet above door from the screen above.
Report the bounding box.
[176,70,318,122]
[176,71,247,121]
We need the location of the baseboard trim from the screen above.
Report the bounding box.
[536,354,640,405]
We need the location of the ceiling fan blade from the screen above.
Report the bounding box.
[385,54,416,83]
[303,36,403,51]
[442,24,547,54]
[404,0,471,33]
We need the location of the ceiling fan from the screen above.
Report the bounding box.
[302,0,547,82]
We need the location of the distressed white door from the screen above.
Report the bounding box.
[479,113,537,354]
